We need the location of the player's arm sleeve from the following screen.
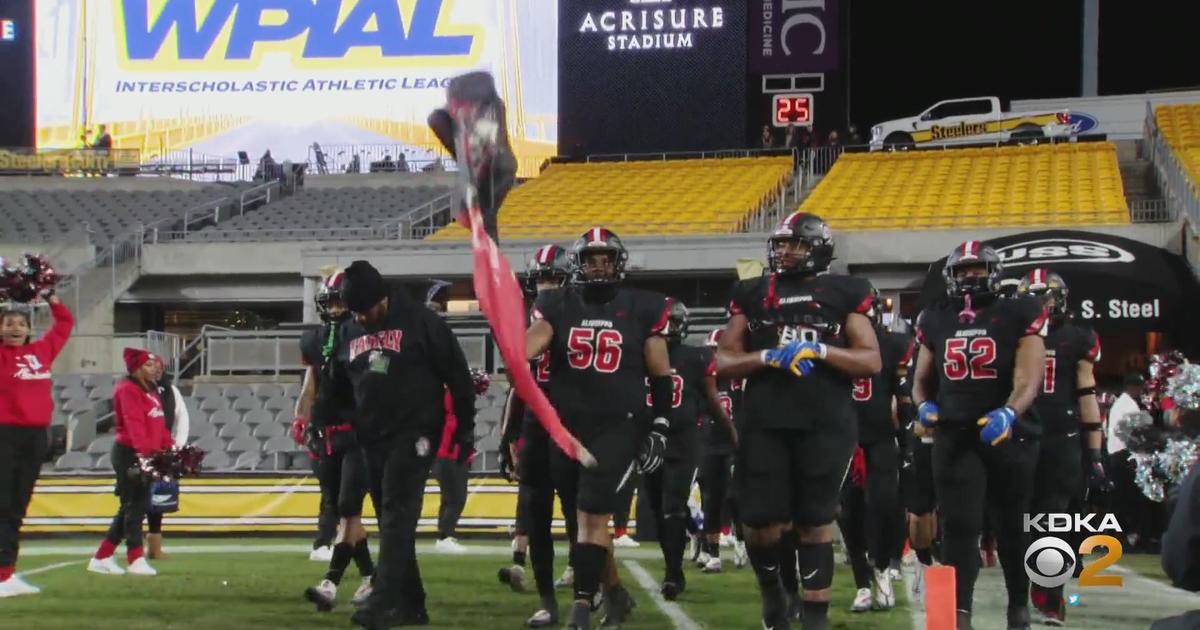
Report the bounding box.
[641,293,673,338]
[171,385,189,447]
[1018,297,1051,338]
[499,385,526,446]
[428,311,476,442]
[527,290,560,360]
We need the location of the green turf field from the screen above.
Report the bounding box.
[0,539,915,630]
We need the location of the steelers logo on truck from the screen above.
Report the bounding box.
[870,96,1072,150]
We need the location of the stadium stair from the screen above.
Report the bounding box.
[424,156,795,241]
[1155,104,1200,188]
[799,143,1130,230]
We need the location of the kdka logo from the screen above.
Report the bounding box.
[1023,513,1124,589]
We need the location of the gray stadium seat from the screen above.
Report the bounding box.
[476,407,502,424]
[218,423,252,439]
[203,451,233,470]
[192,383,222,399]
[252,384,285,400]
[199,397,230,412]
[262,435,296,454]
[223,385,254,400]
[264,397,293,412]
[252,422,285,439]
[233,452,262,470]
[477,434,501,453]
[231,396,260,412]
[192,436,226,454]
[241,409,274,426]
[282,383,302,398]
[225,436,261,454]
[274,410,295,425]
[82,374,115,390]
[54,374,85,390]
[188,421,217,440]
[86,435,115,455]
[55,452,93,471]
[67,412,97,451]
[88,387,111,401]
[93,453,112,470]
[208,410,240,426]
[60,386,88,401]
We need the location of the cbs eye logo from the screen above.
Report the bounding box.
[1024,535,1123,589]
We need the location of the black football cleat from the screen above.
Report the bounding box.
[564,601,591,630]
[1007,605,1031,630]
[351,606,429,629]
[956,609,974,630]
[599,584,635,628]
[526,595,559,628]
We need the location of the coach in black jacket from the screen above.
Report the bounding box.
[333,260,476,629]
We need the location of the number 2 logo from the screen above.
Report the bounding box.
[567,327,624,374]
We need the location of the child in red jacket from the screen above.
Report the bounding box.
[0,296,73,598]
[88,349,171,577]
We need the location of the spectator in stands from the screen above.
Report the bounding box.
[761,125,776,149]
[92,125,113,151]
[78,128,91,149]
[88,349,173,578]
[346,154,362,174]
[257,150,277,181]
[396,153,409,173]
[815,130,843,174]
[312,142,329,175]
[847,124,863,145]
[0,295,74,598]
[785,124,799,151]
[145,361,188,560]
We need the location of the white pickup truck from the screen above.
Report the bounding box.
[869,96,1071,150]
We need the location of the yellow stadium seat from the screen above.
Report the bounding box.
[1155,104,1200,190]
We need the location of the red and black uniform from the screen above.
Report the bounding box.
[0,302,73,580]
[303,322,369,520]
[729,272,875,528]
[1029,319,1100,614]
[700,376,738,539]
[433,390,469,541]
[900,343,936,517]
[644,342,713,584]
[842,328,914,572]
[96,376,173,563]
[915,294,1048,615]
[533,284,670,515]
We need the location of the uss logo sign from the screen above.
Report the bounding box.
[115,0,482,70]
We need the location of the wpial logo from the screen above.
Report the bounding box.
[114,0,483,71]
[1023,513,1123,588]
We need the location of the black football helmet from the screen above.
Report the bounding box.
[1016,268,1069,318]
[525,244,571,294]
[768,212,835,275]
[570,227,629,286]
[665,300,689,344]
[315,270,349,323]
[943,240,1004,299]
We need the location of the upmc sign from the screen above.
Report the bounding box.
[750,0,839,73]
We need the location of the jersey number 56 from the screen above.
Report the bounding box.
[568,327,624,373]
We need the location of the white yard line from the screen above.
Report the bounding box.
[20,541,666,560]
[900,567,926,630]
[621,559,702,630]
[17,560,84,578]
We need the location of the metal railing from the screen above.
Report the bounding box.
[1145,102,1200,229]
[308,144,458,175]
[584,147,796,163]
[238,180,279,214]
[1128,199,1175,223]
[139,149,250,182]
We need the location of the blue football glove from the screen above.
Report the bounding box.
[917,401,940,429]
[977,406,1016,446]
[762,341,825,378]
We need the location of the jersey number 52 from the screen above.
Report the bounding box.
[568,328,624,373]
[943,337,998,380]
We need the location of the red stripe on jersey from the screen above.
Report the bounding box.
[1085,335,1102,362]
[898,338,915,367]
[650,299,673,334]
[1025,306,1051,336]
[853,292,874,315]
[727,300,743,315]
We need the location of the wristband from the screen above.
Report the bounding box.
[1075,386,1097,399]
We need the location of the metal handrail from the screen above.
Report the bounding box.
[584,147,796,163]
[1144,101,1200,229]
[238,180,279,215]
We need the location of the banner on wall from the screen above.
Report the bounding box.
[749,0,839,74]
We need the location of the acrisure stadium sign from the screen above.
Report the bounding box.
[578,1,727,51]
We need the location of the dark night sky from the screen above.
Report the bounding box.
[842,0,1200,131]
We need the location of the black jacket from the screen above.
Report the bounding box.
[326,288,475,450]
[1163,463,1200,592]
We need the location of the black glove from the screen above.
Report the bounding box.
[1086,448,1113,500]
[638,417,669,474]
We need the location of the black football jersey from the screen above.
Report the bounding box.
[853,329,915,444]
[730,272,876,431]
[649,343,715,436]
[533,285,671,423]
[704,377,740,454]
[916,295,1049,424]
[1033,320,1101,435]
[306,321,361,428]
[300,325,331,373]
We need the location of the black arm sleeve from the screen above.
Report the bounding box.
[427,311,476,445]
[500,384,526,446]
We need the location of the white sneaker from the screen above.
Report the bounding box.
[733,541,748,569]
[851,587,873,612]
[127,557,157,576]
[309,545,333,562]
[0,576,41,598]
[434,537,468,554]
[873,569,895,609]
[694,550,711,568]
[719,533,736,548]
[613,534,639,548]
[886,567,902,581]
[351,576,372,607]
[555,566,574,589]
[305,578,338,611]
[701,557,722,574]
[87,557,125,576]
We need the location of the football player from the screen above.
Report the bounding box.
[498,244,575,627]
[696,328,742,573]
[840,290,914,612]
[295,272,375,611]
[644,302,733,599]
[717,212,882,630]
[900,343,938,600]
[1017,269,1103,627]
[912,242,1049,630]
[525,228,674,630]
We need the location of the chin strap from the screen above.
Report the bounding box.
[958,293,978,324]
